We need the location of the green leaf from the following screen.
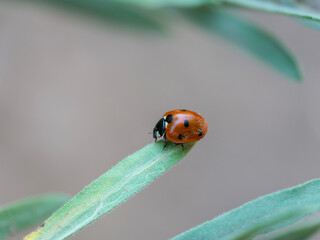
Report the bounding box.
[299,19,320,31]
[24,141,195,240]
[14,0,166,32]
[109,0,216,9]
[224,0,320,22]
[183,8,302,81]
[171,179,320,240]
[261,213,320,240]
[0,194,69,239]
[232,207,313,240]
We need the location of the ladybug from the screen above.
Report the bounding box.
[153,109,207,148]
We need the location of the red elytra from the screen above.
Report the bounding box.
[153,109,208,144]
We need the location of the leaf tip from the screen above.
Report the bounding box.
[287,65,303,83]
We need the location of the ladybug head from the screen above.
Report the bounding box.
[153,118,166,142]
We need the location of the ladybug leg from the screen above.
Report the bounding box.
[162,132,167,149]
[163,132,167,142]
[174,143,184,150]
[162,132,170,150]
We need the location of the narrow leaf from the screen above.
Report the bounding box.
[171,179,320,240]
[299,19,320,31]
[261,213,320,240]
[14,0,166,32]
[233,207,313,240]
[184,8,302,81]
[109,0,215,9]
[24,141,195,240]
[0,194,69,239]
[225,0,320,22]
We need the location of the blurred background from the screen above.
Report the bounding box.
[1,1,320,239]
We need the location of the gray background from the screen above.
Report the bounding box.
[1,1,320,239]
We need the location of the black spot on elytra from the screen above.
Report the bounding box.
[181,109,187,111]
[178,134,184,140]
[184,120,189,127]
[198,129,203,136]
[166,114,173,123]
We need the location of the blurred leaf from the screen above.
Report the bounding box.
[171,179,320,240]
[0,194,69,240]
[225,0,320,22]
[261,213,320,240]
[24,141,195,240]
[299,19,320,31]
[184,8,302,81]
[110,0,218,9]
[233,207,313,240]
[17,0,167,32]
